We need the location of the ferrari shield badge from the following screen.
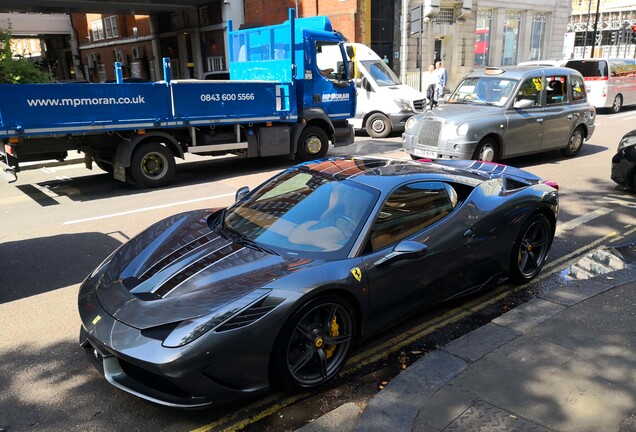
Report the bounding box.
[350,267,362,282]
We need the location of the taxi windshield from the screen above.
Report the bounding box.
[448,77,517,106]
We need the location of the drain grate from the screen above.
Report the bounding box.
[442,400,551,432]
[561,245,634,281]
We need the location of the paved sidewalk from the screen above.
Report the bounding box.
[298,267,636,432]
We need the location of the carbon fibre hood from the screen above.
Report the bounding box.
[91,209,302,329]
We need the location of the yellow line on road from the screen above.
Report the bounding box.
[190,230,623,432]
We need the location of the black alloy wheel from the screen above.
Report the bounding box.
[274,295,355,389]
[510,214,552,281]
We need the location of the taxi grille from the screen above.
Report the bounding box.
[417,119,442,147]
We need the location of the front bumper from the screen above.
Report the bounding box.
[78,278,296,408]
[402,131,477,160]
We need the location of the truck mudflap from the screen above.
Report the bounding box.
[1,149,18,183]
[332,121,354,147]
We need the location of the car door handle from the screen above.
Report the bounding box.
[463,228,475,238]
[536,118,544,124]
[567,114,573,120]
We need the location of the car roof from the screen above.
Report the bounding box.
[299,157,487,189]
[465,66,580,80]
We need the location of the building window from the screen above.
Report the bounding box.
[104,16,119,39]
[91,20,105,41]
[433,8,454,24]
[475,9,492,66]
[502,10,522,66]
[207,56,224,71]
[529,13,548,61]
[98,63,107,82]
[199,7,209,26]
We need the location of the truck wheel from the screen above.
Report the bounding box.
[128,142,176,188]
[365,113,391,138]
[297,126,329,161]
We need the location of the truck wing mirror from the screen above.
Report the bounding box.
[235,186,250,202]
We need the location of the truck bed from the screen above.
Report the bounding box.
[0,80,295,139]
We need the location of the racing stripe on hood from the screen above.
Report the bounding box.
[138,233,222,282]
[152,241,245,297]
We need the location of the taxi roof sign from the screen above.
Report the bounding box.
[484,67,505,75]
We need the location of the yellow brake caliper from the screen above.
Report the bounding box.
[324,315,339,359]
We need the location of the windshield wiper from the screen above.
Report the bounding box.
[223,223,279,256]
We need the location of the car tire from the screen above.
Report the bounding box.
[561,126,584,157]
[296,126,329,161]
[271,295,356,390]
[610,94,623,114]
[365,113,392,138]
[510,213,553,282]
[472,138,498,162]
[128,142,176,188]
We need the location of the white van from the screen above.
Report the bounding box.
[564,58,636,113]
[346,43,426,138]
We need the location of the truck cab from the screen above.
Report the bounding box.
[346,43,426,138]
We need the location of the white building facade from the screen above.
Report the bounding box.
[397,0,572,91]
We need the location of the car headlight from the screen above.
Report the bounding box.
[456,123,469,136]
[162,289,271,347]
[405,116,417,132]
[395,98,412,112]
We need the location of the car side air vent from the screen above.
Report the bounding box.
[503,176,531,191]
[216,297,285,332]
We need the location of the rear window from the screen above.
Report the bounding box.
[565,60,608,78]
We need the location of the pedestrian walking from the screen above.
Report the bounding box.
[425,64,437,108]
[434,61,447,100]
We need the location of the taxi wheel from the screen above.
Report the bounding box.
[473,138,498,162]
[272,295,355,390]
[561,126,584,157]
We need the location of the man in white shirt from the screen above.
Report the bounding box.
[434,61,447,100]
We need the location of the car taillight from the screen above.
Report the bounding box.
[544,180,559,190]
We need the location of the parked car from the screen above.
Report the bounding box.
[78,156,558,408]
[564,58,636,113]
[611,129,636,191]
[402,66,596,162]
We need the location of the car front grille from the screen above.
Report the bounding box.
[417,118,443,148]
[413,99,426,112]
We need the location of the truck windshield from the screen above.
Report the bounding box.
[360,60,401,86]
[448,77,517,106]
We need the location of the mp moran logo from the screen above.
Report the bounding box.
[322,93,350,102]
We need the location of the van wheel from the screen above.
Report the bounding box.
[128,142,176,188]
[365,113,392,138]
[611,94,623,114]
[297,126,329,161]
[472,138,498,162]
[561,126,584,157]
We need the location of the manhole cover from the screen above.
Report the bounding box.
[442,400,551,432]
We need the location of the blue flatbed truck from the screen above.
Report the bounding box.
[0,10,355,188]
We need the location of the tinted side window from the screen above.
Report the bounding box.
[565,60,608,78]
[516,77,543,107]
[368,182,457,251]
[570,75,586,101]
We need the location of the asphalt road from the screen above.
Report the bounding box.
[1,112,635,432]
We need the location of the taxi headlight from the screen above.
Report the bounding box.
[405,117,417,132]
[456,123,469,136]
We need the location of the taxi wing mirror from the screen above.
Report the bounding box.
[514,99,534,109]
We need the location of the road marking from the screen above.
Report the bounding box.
[611,111,636,118]
[623,115,636,121]
[595,193,636,209]
[556,208,612,235]
[193,229,623,432]
[63,193,234,225]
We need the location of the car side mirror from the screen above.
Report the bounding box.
[513,99,534,109]
[374,240,428,267]
[235,186,250,202]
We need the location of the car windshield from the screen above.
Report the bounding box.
[224,168,379,257]
[360,60,401,86]
[448,77,517,106]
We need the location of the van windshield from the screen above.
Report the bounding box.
[565,60,608,78]
[360,60,401,86]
